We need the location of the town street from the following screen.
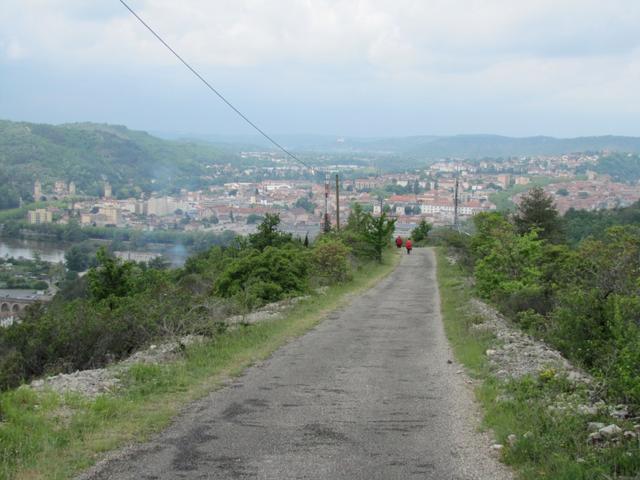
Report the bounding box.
[80,249,511,480]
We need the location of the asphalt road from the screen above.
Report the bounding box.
[81,248,511,480]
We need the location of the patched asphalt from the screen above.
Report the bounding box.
[79,248,512,480]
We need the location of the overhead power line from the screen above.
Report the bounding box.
[118,0,315,172]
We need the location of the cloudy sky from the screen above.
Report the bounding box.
[2,0,640,137]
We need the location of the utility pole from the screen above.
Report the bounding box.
[323,172,330,232]
[453,168,460,230]
[335,173,340,231]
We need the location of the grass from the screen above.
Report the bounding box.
[0,252,401,480]
[435,248,640,479]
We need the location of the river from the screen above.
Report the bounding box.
[0,238,187,266]
[0,238,66,263]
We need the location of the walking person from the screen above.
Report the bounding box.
[395,235,403,249]
[405,238,412,255]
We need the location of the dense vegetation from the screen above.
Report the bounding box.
[0,119,232,203]
[590,152,640,184]
[445,188,640,407]
[411,219,432,245]
[0,257,53,290]
[0,211,395,390]
[565,199,640,244]
[436,249,640,479]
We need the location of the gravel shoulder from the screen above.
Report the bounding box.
[78,248,512,480]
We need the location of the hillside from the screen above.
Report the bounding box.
[397,134,640,157]
[0,120,231,206]
[187,132,640,158]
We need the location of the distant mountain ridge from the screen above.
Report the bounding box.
[3,118,640,210]
[166,132,640,158]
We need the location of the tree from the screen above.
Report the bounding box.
[1,221,21,238]
[87,247,137,303]
[294,196,316,213]
[0,183,20,209]
[311,237,351,284]
[249,214,292,251]
[513,187,564,242]
[411,219,432,243]
[215,246,309,306]
[346,203,367,234]
[362,212,396,262]
[65,245,91,272]
[147,256,170,270]
[246,213,264,224]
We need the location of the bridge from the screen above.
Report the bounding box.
[0,290,52,326]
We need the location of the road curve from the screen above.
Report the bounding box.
[80,248,511,480]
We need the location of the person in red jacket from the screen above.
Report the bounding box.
[395,235,403,249]
[405,238,413,254]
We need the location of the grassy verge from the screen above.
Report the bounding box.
[435,248,640,480]
[0,251,400,480]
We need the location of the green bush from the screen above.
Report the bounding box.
[411,219,432,243]
[215,246,310,307]
[311,237,352,285]
[444,208,640,408]
[0,214,375,392]
[343,204,395,262]
[0,348,25,391]
[515,309,547,334]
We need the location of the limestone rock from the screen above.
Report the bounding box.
[490,444,503,454]
[587,432,603,444]
[577,404,598,416]
[610,404,629,420]
[587,422,605,432]
[599,424,622,439]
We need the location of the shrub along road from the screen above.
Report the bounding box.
[80,249,510,480]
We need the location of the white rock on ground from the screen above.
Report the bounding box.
[599,424,623,439]
[588,422,606,432]
[470,298,593,384]
[29,298,306,398]
[468,297,637,445]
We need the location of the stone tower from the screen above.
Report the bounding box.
[104,182,112,199]
[69,181,76,196]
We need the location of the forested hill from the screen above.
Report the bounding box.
[190,132,640,157]
[0,120,230,207]
[394,134,640,158]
